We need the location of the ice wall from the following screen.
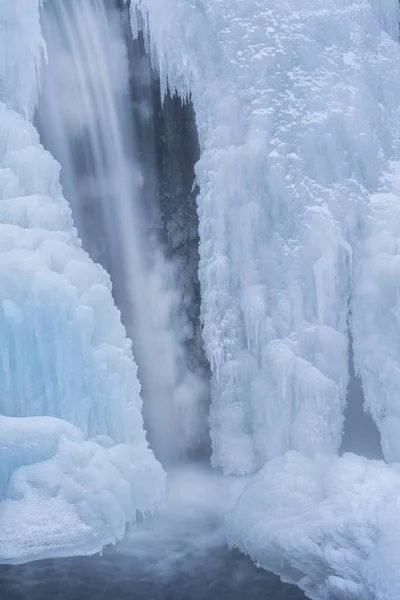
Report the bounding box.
[347,2,400,465]
[128,1,400,597]
[352,164,400,462]
[0,0,165,562]
[131,0,400,473]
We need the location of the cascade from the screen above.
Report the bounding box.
[36,0,208,465]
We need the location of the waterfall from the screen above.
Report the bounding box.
[36,0,208,465]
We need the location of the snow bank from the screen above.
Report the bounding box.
[227,451,400,600]
[131,0,400,472]
[0,1,165,562]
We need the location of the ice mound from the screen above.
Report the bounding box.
[227,451,400,600]
[0,415,165,563]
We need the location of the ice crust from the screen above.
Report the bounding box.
[0,415,164,563]
[227,451,400,600]
[131,0,400,473]
[0,1,165,562]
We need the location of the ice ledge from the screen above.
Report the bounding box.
[0,415,166,564]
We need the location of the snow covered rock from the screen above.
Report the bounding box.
[227,451,400,600]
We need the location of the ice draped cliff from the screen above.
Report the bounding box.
[2,0,400,597]
[130,0,400,597]
[131,0,400,474]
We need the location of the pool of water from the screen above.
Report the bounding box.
[0,466,305,600]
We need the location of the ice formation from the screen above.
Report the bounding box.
[0,0,165,563]
[132,0,400,473]
[0,416,164,563]
[352,164,400,463]
[227,451,400,600]
[128,1,400,597]
[2,0,400,595]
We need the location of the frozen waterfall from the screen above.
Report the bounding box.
[4,0,400,598]
[128,1,400,598]
[130,0,400,472]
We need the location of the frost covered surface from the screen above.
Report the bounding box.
[132,0,400,472]
[227,451,400,600]
[0,2,165,562]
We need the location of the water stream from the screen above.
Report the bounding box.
[36,0,207,464]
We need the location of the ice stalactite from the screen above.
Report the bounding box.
[131,0,358,473]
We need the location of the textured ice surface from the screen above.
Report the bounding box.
[352,162,400,462]
[0,101,147,442]
[227,451,400,600]
[132,0,400,472]
[0,1,165,562]
[0,416,165,563]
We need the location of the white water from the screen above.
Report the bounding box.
[37,0,207,464]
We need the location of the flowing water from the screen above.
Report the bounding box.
[36,0,207,464]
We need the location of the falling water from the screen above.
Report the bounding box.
[36,0,208,464]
